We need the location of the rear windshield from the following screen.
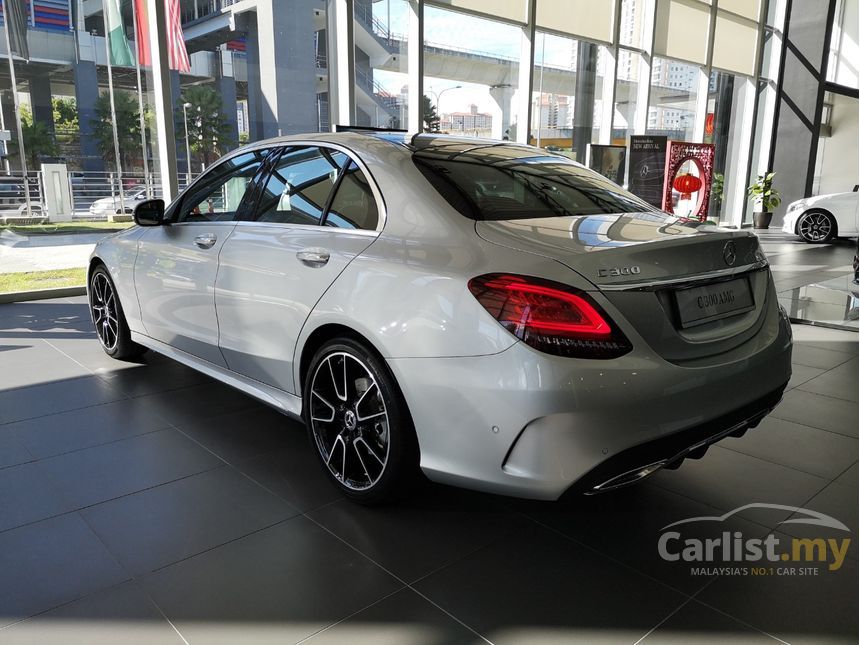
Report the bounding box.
[413,154,656,221]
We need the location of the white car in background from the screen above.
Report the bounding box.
[782,189,859,243]
[88,187,149,217]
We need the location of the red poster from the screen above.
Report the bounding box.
[661,141,715,221]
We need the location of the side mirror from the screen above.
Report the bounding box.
[133,199,166,226]
[853,185,858,193]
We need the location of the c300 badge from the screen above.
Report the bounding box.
[598,266,641,278]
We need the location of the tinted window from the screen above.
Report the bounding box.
[414,154,655,221]
[254,147,347,225]
[176,149,269,223]
[323,162,379,230]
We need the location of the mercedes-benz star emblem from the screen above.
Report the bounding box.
[344,409,357,431]
[723,240,737,266]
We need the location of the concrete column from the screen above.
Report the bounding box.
[770,0,836,225]
[489,85,515,140]
[247,0,318,138]
[73,61,104,171]
[29,76,54,135]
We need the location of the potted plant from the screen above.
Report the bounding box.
[747,172,781,229]
[708,172,725,224]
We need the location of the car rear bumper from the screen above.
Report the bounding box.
[387,303,793,500]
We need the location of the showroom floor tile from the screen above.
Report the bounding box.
[0,296,856,644]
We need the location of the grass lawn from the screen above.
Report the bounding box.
[0,268,87,294]
[0,221,134,235]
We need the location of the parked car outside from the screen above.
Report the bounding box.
[88,186,150,217]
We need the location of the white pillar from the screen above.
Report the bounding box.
[407,0,424,134]
[327,0,355,129]
[515,0,536,144]
[146,0,179,202]
[692,67,710,142]
[724,77,757,228]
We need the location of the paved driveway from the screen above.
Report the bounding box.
[0,231,107,273]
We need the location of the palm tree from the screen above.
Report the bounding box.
[180,85,233,169]
[92,92,142,170]
[6,105,59,170]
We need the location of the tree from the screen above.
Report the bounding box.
[422,94,440,132]
[6,105,59,170]
[52,97,79,144]
[92,92,142,169]
[180,85,233,168]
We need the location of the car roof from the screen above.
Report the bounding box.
[230,131,578,167]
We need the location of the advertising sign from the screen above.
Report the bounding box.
[662,141,715,221]
[628,135,667,207]
[587,144,627,186]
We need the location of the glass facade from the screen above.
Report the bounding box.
[531,31,607,161]
[647,57,700,142]
[0,0,829,231]
[422,6,521,140]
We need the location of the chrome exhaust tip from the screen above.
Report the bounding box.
[587,460,667,494]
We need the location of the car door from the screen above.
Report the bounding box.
[134,148,271,366]
[215,145,382,392]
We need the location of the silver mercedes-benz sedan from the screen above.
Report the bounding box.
[88,132,792,504]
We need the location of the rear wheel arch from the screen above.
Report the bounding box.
[298,323,387,398]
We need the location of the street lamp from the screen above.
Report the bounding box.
[181,102,193,185]
[428,85,461,130]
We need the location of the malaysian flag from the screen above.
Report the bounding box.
[134,0,190,72]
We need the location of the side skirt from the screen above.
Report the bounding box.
[130,331,304,420]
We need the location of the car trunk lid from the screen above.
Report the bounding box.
[476,213,772,362]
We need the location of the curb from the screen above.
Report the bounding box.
[0,286,87,304]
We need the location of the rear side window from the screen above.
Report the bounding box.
[254,147,347,225]
[176,149,270,223]
[323,162,379,230]
[414,155,654,221]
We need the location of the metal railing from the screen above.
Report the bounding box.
[355,67,402,111]
[0,171,200,219]
[0,172,43,215]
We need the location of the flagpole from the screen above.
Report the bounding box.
[130,0,151,198]
[1,6,31,217]
[101,0,125,220]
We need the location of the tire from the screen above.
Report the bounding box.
[303,337,419,504]
[89,265,148,360]
[797,210,837,243]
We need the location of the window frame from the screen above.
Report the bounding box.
[168,146,276,225]
[237,142,387,235]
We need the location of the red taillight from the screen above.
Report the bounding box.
[468,274,631,359]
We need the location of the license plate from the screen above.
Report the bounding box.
[674,277,755,328]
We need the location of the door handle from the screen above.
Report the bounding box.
[194,233,217,249]
[297,247,330,267]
